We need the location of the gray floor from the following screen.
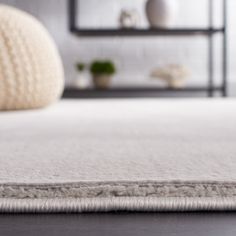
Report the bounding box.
[1,213,236,236]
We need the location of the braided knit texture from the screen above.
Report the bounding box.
[0,5,64,111]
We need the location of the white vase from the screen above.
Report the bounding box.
[146,0,178,28]
[74,72,90,89]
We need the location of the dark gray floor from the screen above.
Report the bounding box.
[0,213,236,236]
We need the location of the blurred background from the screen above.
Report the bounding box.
[0,0,235,97]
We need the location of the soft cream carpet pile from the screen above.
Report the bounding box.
[0,99,236,212]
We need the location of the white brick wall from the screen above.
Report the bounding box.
[0,0,235,88]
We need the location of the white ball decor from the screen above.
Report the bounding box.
[0,5,64,111]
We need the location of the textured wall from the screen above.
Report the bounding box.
[0,0,235,88]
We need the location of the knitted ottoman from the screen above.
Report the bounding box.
[0,5,64,111]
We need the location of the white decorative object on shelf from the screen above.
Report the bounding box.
[74,72,90,90]
[151,64,190,89]
[75,63,90,89]
[119,9,140,28]
[146,0,178,28]
[0,5,64,111]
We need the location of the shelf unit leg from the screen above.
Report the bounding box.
[207,0,214,97]
[222,0,228,97]
[208,34,214,97]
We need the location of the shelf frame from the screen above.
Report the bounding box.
[68,0,228,97]
[63,86,224,98]
[70,28,224,37]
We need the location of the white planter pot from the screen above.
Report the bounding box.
[146,0,178,28]
[74,72,90,89]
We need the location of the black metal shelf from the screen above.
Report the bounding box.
[63,86,223,98]
[68,0,228,97]
[71,28,224,37]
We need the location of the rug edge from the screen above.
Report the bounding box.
[1,197,236,213]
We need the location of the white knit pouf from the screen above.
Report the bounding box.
[0,5,64,111]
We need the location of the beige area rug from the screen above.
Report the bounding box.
[0,99,236,212]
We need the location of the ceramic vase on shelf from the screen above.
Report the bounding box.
[146,0,178,28]
[74,72,90,90]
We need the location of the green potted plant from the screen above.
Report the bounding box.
[76,63,85,72]
[75,62,90,89]
[90,60,116,89]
